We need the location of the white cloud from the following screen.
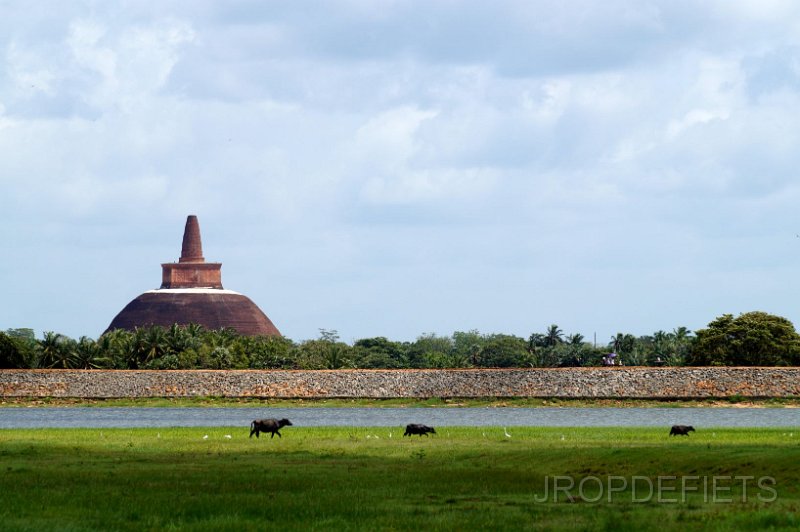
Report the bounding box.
[665,108,730,140]
[3,1,800,342]
[351,106,437,165]
[6,42,57,95]
[361,167,498,205]
[521,80,572,123]
[65,18,195,112]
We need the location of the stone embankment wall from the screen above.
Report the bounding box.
[1,368,800,398]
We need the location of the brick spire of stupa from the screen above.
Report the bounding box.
[179,215,205,263]
[106,214,281,336]
[160,215,223,289]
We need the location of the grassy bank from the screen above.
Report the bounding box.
[1,427,799,530]
[3,396,800,408]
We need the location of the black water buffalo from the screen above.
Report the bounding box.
[403,424,436,437]
[669,425,695,436]
[250,418,293,438]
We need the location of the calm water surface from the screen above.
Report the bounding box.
[2,407,800,428]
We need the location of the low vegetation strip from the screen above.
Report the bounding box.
[3,367,800,399]
[4,312,799,370]
[1,427,798,531]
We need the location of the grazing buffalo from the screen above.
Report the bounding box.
[669,425,695,436]
[403,424,436,437]
[250,418,293,439]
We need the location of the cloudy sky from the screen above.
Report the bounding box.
[2,1,800,344]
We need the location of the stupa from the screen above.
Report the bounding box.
[105,215,281,336]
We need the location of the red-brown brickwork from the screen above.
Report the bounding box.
[161,262,223,289]
[179,215,205,263]
[105,215,281,337]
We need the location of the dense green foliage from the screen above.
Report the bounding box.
[689,312,800,366]
[0,329,37,369]
[0,324,697,369]
[0,332,22,368]
[1,427,798,531]
[3,310,799,369]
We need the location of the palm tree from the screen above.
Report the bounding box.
[165,323,202,355]
[651,330,669,363]
[39,332,74,369]
[545,325,564,347]
[609,333,635,354]
[128,326,168,368]
[566,333,584,346]
[142,326,167,365]
[73,336,107,369]
[672,326,691,341]
[209,327,239,348]
[610,333,622,353]
[667,326,693,366]
[100,329,137,369]
[468,343,483,367]
[527,333,546,353]
[185,323,206,344]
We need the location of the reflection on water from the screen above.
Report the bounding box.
[1,407,800,428]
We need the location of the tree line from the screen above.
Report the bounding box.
[2,311,799,370]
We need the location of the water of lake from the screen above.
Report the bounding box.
[2,407,800,429]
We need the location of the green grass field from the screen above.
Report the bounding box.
[1,426,799,531]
